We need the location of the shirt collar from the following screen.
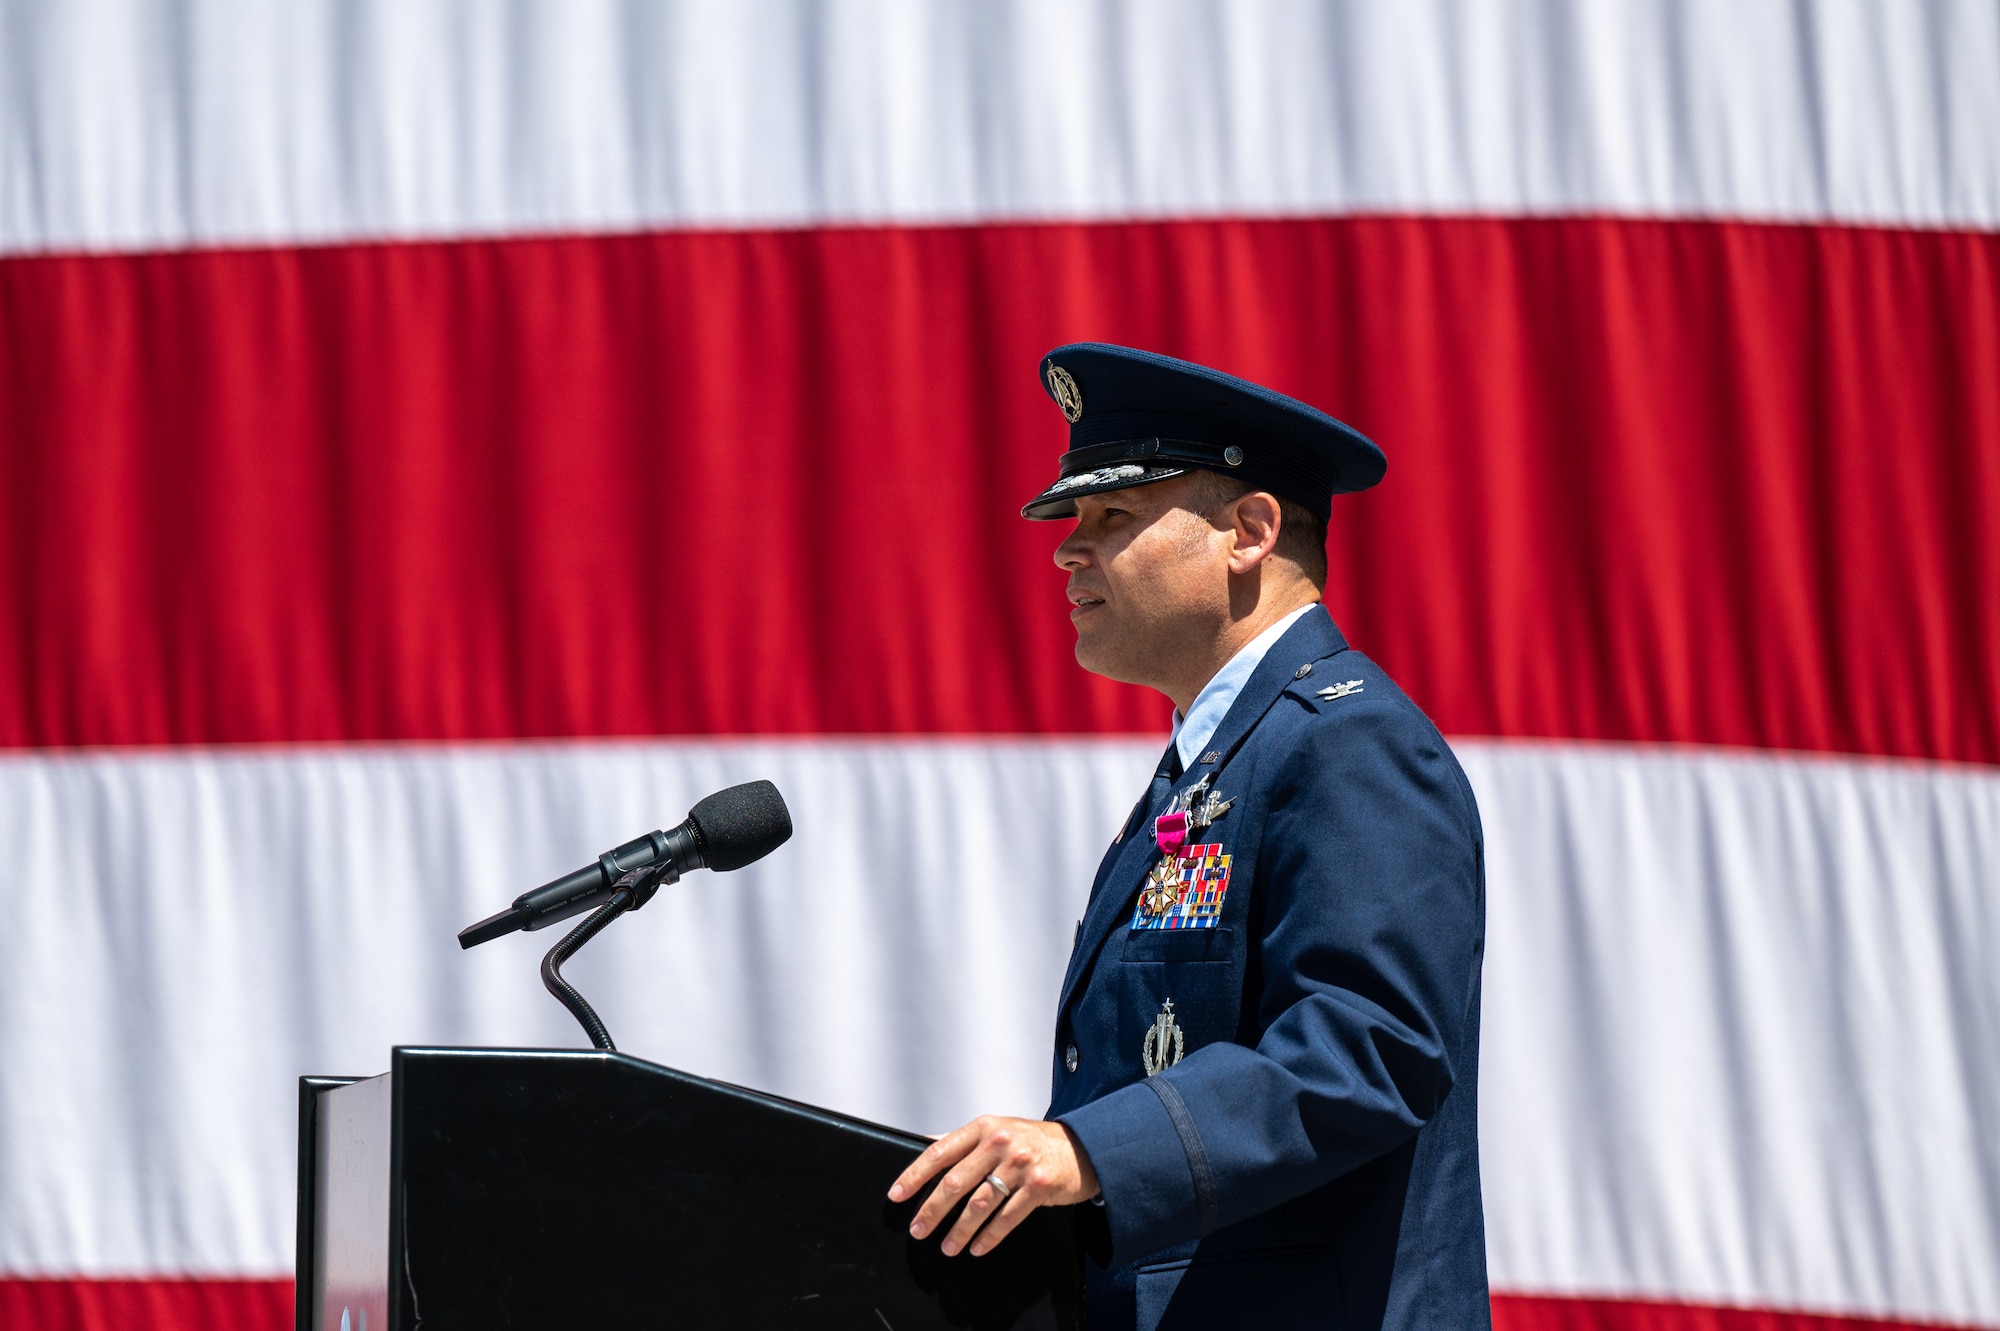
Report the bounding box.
[1170,604,1316,770]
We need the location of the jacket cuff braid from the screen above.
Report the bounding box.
[1141,1074,1220,1237]
[1057,1076,1206,1267]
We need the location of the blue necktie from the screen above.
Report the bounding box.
[1118,738,1185,846]
[1149,738,1185,816]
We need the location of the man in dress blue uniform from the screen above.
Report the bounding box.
[890,344,1489,1329]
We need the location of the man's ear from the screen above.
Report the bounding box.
[1226,491,1283,575]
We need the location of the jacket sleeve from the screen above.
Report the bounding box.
[1056,698,1483,1266]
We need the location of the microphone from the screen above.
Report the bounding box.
[457,780,792,949]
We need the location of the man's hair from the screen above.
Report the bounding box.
[1179,470,1329,587]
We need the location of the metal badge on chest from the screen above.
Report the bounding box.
[1143,999,1186,1075]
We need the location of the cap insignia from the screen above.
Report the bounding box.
[1046,363,1084,422]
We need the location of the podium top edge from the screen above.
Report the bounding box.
[299,1047,932,1153]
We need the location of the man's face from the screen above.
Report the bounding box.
[1053,475,1231,690]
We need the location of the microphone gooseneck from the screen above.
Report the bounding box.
[539,887,636,1052]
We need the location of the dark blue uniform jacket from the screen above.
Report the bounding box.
[1050,608,1489,1329]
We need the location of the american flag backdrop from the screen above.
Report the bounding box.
[1,3,1997,1328]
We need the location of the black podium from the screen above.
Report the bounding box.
[296,1047,1084,1330]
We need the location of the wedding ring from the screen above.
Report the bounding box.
[983,1172,1011,1200]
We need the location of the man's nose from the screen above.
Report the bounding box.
[1053,527,1090,570]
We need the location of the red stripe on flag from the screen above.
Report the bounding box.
[0,1281,1987,1331]
[1,217,1994,758]
[0,1277,291,1331]
[1492,1293,1995,1331]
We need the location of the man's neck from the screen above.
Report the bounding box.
[1166,591,1320,715]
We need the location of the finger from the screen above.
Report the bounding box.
[966,1186,1038,1257]
[938,1175,1012,1256]
[910,1143,1003,1240]
[888,1122,981,1202]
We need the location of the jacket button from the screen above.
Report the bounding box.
[1065,1044,1080,1073]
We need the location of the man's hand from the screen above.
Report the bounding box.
[887,1115,1101,1257]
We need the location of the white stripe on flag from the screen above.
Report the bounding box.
[0,738,1994,1326]
[3,0,1997,255]
[1476,741,2000,1324]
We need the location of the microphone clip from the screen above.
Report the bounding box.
[613,859,677,913]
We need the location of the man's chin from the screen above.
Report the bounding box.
[1072,629,1139,685]
[1071,630,1105,676]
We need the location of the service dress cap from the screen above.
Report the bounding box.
[1020,343,1384,523]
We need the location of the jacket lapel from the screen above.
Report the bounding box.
[1056,606,1352,1015]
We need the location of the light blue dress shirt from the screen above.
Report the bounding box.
[1170,604,1316,770]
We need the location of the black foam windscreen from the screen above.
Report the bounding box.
[687,779,793,872]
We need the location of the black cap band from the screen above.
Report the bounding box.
[1050,434,1337,523]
